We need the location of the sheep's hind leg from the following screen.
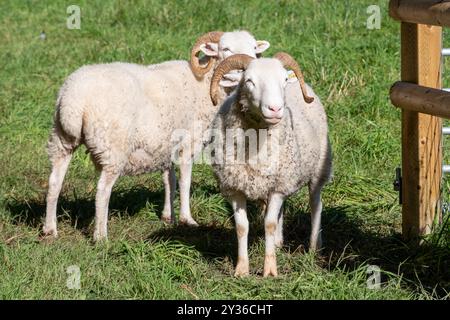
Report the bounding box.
[178,160,198,226]
[264,193,284,277]
[43,153,73,237]
[231,193,249,277]
[161,166,176,224]
[93,169,119,242]
[308,184,323,252]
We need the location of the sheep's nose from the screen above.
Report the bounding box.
[268,105,281,113]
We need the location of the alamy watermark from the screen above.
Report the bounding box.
[67,5,81,30]
[366,265,381,289]
[66,265,81,290]
[366,5,381,30]
[170,122,281,175]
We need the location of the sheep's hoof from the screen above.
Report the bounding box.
[263,255,278,277]
[275,239,284,248]
[161,215,174,224]
[42,225,58,238]
[179,217,199,227]
[93,231,108,243]
[309,239,322,253]
[309,246,322,255]
[234,259,250,277]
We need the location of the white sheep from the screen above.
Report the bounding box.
[207,53,332,277]
[43,31,270,241]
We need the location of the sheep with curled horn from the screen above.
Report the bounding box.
[207,53,332,277]
[43,31,270,241]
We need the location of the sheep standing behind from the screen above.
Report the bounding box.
[43,31,270,241]
[207,53,332,277]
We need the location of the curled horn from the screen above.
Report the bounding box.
[274,52,314,103]
[210,54,254,106]
[189,31,224,78]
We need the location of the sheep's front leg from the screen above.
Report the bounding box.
[309,184,323,251]
[264,193,284,277]
[93,170,119,242]
[161,166,176,224]
[231,193,249,277]
[178,160,198,226]
[275,206,284,248]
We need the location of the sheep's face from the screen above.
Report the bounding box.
[221,59,296,126]
[200,31,270,61]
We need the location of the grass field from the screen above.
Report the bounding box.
[0,0,449,299]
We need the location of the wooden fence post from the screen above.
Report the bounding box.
[400,22,442,239]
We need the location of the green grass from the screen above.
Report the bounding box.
[0,0,449,299]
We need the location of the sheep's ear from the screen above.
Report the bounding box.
[255,40,270,54]
[219,71,243,88]
[200,43,219,56]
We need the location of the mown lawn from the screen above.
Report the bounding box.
[0,0,448,299]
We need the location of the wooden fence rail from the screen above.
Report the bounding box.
[390,0,450,27]
[391,82,450,118]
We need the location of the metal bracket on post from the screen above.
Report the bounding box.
[443,201,449,216]
[394,167,402,204]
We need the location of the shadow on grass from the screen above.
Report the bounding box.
[149,202,449,297]
[149,224,236,261]
[147,200,263,266]
[286,205,450,298]
[4,186,167,235]
[4,186,449,297]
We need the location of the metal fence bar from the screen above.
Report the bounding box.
[443,49,450,174]
[443,48,449,159]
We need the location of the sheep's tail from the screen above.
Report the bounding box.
[47,84,84,162]
[54,84,84,143]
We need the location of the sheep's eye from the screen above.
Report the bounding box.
[223,48,231,52]
[246,79,255,87]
